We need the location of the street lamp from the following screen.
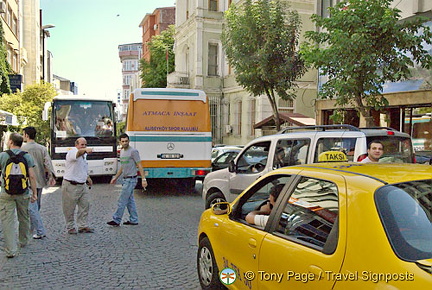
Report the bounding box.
[41,24,55,82]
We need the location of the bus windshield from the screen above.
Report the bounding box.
[54,100,114,138]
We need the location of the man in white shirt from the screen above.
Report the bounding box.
[245,184,284,227]
[61,138,94,234]
[361,140,384,163]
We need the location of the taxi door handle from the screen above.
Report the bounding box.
[308,265,324,280]
[248,238,257,248]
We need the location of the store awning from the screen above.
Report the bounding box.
[254,112,315,129]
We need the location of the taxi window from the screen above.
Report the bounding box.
[375,179,432,261]
[315,137,356,162]
[237,175,291,222]
[274,139,310,168]
[275,177,339,254]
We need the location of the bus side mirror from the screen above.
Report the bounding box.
[42,102,51,121]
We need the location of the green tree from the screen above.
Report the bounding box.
[222,0,306,131]
[0,19,11,94]
[301,0,432,126]
[0,82,57,143]
[140,25,175,88]
[116,121,125,136]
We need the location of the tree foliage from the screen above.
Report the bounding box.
[0,19,11,94]
[0,82,57,143]
[300,0,432,126]
[222,0,306,130]
[140,25,175,88]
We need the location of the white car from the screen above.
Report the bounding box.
[211,146,243,162]
[202,125,415,208]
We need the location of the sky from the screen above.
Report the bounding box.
[40,0,176,100]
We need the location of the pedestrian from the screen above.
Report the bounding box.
[360,140,384,163]
[0,133,38,258]
[61,137,94,234]
[22,126,56,239]
[107,133,147,226]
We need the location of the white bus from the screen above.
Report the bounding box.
[43,95,118,178]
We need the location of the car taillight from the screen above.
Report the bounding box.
[193,169,210,176]
[387,131,395,135]
[357,154,367,162]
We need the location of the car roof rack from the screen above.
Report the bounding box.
[358,127,397,131]
[279,124,360,134]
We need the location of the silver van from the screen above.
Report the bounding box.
[202,125,414,208]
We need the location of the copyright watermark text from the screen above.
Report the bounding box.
[242,270,415,283]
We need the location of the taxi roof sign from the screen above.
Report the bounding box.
[318,151,348,162]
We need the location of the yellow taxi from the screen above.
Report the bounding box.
[197,163,432,289]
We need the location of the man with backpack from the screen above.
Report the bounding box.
[0,133,38,258]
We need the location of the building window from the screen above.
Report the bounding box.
[279,98,294,114]
[123,60,139,72]
[12,51,17,72]
[250,98,256,137]
[234,101,242,135]
[6,47,11,66]
[123,75,132,85]
[12,15,17,35]
[321,0,341,18]
[210,98,219,141]
[208,43,218,76]
[6,5,11,26]
[209,0,218,11]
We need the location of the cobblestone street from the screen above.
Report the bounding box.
[0,181,204,289]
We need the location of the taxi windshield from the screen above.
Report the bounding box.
[375,179,432,261]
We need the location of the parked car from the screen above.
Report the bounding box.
[211,145,243,162]
[211,149,241,171]
[203,125,415,208]
[415,151,432,164]
[197,163,432,289]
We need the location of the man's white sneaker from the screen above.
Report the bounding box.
[33,234,46,239]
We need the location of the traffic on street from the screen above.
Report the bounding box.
[1,0,432,289]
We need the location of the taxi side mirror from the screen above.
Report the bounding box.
[212,202,232,215]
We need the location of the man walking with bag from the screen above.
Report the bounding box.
[0,133,38,258]
[107,133,147,226]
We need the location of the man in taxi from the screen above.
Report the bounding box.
[361,140,384,163]
[245,183,284,226]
